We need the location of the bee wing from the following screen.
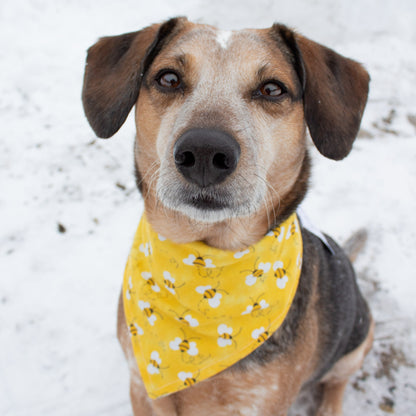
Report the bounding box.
[184,315,199,327]
[150,351,161,363]
[183,254,196,265]
[125,289,131,300]
[259,262,271,272]
[204,259,215,268]
[218,338,232,347]
[163,271,175,282]
[138,300,150,309]
[169,337,181,350]
[196,285,211,294]
[147,364,159,375]
[241,305,253,315]
[233,249,249,259]
[217,324,228,334]
[141,272,152,280]
[188,342,199,356]
[259,299,269,309]
[209,293,222,308]
[276,275,289,289]
[245,274,257,286]
[134,323,144,335]
[148,315,157,326]
[251,327,265,339]
[128,276,133,288]
[178,371,192,381]
[152,283,161,293]
[273,261,284,271]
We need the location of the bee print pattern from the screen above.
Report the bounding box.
[177,313,199,327]
[267,225,284,242]
[217,324,235,347]
[138,301,157,326]
[139,242,152,257]
[241,299,269,315]
[129,322,144,337]
[126,276,134,300]
[141,271,160,293]
[252,326,270,343]
[196,285,222,308]
[244,261,271,286]
[178,371,197,387]
[147,351,162,375]
[273,261,288,289]
[183,254,216,268]
[163,271,177,295]
[169,337,199,356]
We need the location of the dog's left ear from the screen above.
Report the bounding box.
[274,25,370,160]
[82,18,184,138]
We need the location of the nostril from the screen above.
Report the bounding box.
[212,153,230,170]
[175,151,195,167]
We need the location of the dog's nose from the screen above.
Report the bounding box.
[173,128,241,187]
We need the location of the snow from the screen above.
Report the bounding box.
[1,0,415,414]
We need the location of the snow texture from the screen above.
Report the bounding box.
[1,0,415,415]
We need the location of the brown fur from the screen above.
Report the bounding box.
[84,17,372,415]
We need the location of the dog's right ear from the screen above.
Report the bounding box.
[82,18,184,138]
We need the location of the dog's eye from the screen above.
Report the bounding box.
[259,82,283,97]
[157,71,181,89]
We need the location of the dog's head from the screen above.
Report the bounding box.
[82,18,369,246]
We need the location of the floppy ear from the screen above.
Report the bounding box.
[82,18,183,138]
[274,25,370,160]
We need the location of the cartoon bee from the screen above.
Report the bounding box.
[147,351,162,375]
[178,371,198,387]
[243,259,271,286]
[139,242,152,257]
[169,336,199,356]
[163,271,184,295]
[267,225,284,242]
[129,322,144,337]
[178,314,199,327]
[141,271,160,293]
[273,261,288,289]
[126,276,134,300]
[251,326,270,343]
[163,271,176,295]
[138,300,158,326]
[183,253,215,268]
[241,298,269,315]
[286,221,297,239]
[217,324,241,347]
[196,285,223,308]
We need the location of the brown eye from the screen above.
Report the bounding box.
[260,82,283,97]
[157,72,181,89]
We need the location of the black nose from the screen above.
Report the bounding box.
[173,128,241,187]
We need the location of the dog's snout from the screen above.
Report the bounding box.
[173,128,241,187]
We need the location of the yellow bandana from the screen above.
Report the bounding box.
[123,213,302,399]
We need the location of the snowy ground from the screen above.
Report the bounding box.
[1,0,415,415]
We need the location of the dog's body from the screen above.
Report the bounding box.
[82,18,373,415]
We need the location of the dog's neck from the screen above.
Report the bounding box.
[140,152,310,251]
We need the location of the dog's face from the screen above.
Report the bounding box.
[82,18,369,246]
[136,22,306,223]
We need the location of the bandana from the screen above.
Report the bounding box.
[123,213,302,399]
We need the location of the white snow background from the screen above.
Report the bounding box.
[1,0,415,415]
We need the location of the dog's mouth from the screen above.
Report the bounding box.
[186,191,229,211]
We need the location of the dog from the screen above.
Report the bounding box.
[82,17,373,416]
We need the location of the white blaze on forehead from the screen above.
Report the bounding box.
[216,30,233,49]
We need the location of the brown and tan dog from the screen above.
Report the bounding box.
[82,17,373,416]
